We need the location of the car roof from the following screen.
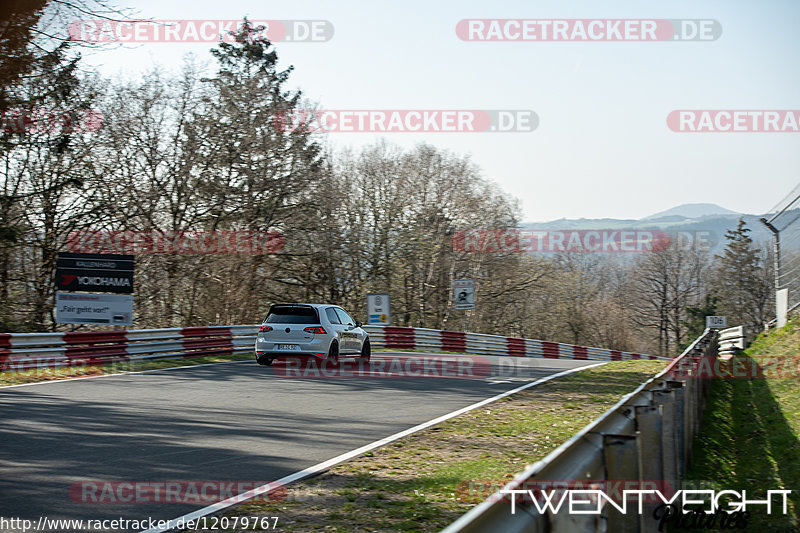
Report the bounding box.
[272,303,342,309]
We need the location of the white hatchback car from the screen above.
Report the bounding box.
[255,303,370,366]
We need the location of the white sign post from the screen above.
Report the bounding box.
[453,279,475,310]
[776,288,788,329]
[56,292,133,326]
[705,315,727,329]
[366,293,391,325]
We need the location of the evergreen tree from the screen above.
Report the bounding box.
[182,19,327,321]
[715,219,773,341]
[0,1,104,330]
[683,293,718,345]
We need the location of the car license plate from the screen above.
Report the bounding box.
[275,344,299,351]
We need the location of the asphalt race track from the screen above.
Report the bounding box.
[0,353,596,530]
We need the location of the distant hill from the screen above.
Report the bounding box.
[520,205,771,255]
[641,203,740,221]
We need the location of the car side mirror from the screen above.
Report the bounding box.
[355,320,362,327]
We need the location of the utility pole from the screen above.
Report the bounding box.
[761,216,786,327]
[760,217,780,298]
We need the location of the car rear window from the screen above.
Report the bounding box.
[264,305,320,324]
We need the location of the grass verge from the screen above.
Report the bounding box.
[207,360,665,532]
[676,320,800,532]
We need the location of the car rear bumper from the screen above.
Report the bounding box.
[255,339,330,361]
[255,336,330,356]
[256,350,327,360]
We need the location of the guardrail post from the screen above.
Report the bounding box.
[654,388,679,495]
[603,434,640,533]
[635,405,663,533]
[686,363,703,467]
[682,372,692,472]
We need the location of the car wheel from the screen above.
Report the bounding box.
[359,339,371,363]
[257,356,274,366]
[327,341,339,365]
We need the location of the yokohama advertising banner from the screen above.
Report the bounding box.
[56,252,135,294]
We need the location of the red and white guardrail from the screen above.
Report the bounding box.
[364,326,664,361]
[0,324,664,374]
[0,326,257,373]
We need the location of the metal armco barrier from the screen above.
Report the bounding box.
[718,325,745,358]
[0,326,257,373]
[364,326,666,362]
[0,324,666,374]
[442,328,719,533]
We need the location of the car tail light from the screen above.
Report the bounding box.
[304,326,326,334]
[259,325,273,333]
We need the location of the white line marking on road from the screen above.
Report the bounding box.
[142,361,605,532]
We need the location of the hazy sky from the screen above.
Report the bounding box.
[76,0,800,222]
